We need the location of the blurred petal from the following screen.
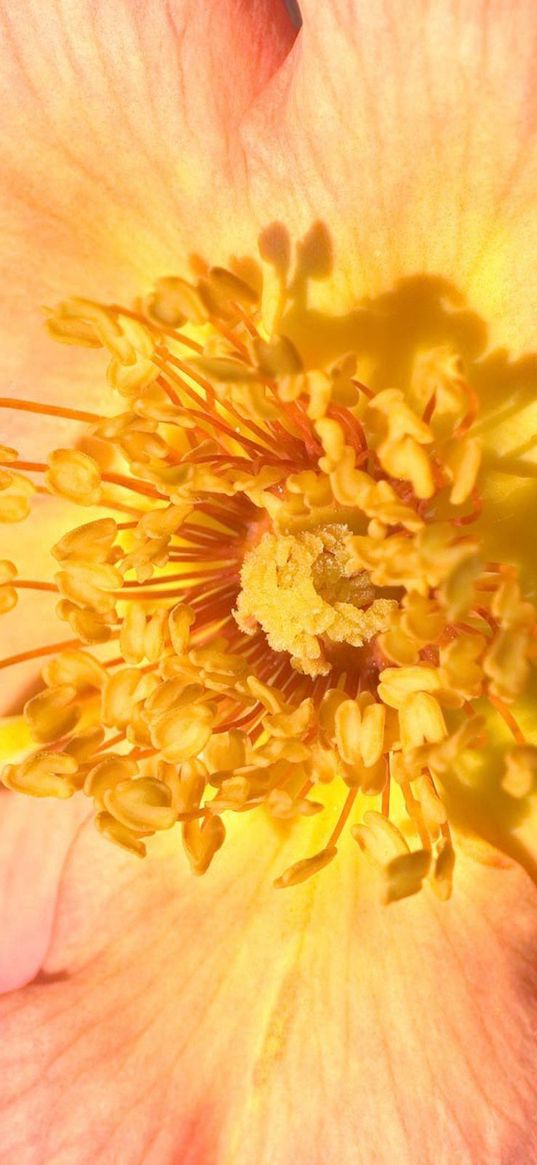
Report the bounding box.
[0,720,87,992]
[243,0,537,352]
[1,815,536,1163]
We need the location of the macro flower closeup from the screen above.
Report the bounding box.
[1,2,537,1163]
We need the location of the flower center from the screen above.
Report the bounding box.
[235,524,395,676]
[1,236,536,905]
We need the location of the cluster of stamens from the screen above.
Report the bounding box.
[1,246,536,903]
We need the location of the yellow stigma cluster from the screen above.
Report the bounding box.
[1,240,536,903]
[234,525,396,675]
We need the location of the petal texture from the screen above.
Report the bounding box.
[0,0,296,421]
[0,815,536,1164]
[243,0,537,353]
[0,792,87,993]
[0,720,88,993]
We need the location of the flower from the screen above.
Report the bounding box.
[1,2,537,1163]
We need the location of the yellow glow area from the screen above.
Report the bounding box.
[0,717,32,761]
[2,230,537,906]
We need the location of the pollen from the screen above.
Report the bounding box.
[234,526,395,676]
[1,235,536,905]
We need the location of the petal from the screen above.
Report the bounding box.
[1,813,536,1163]
[0,721,88,993]
[0,0,297,422]
[243,0,537,353]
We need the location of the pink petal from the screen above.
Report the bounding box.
[1,816,536,1163]
[0,789,87,993]
[244,0,537,353]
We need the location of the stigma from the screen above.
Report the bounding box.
[235,525,395,676]
[1,240,536,905]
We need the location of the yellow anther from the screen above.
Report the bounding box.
[501,747,537,798]
[209,776,251,812]
[314,417,346,466]
[410,348,468,419]
[0,559,17,614]
[95,812,147,858]
[377,665,442,709]
[24,685,80,743]
[483,629,530,701]
[398,692,447,751]
[45,312,103,348]
[150,702,214,763]
[492,579,535,629]
[378,625,420,666]
[3,751,78,799]
[163,760,206,815]
[429,840,455,901]
[352,810,409,865]
[84,755,139,806]
[0,468,35,522]
[55,562,122,613]
[445,438,481,505]
[273,846,337,889]
[183,814,226,875]
[42,649,107,691]
[254,334,302,379]
[368,388,433,445]
[138,503,192,540]
[52,518,117,565]
[46,449,102,506]
[400,591,445,643]
[440,634,486,701]
[146,275,208,327]
[57,600,114,644]
[305,371,332,420]
[104,777,176,833]
[413,775,448,829]
[263,698,314,740]
[378,435,435,499]
[359,703,386,767]
[382,849,431,904]
[120,604,167,664]
[203,265,258,313]
[266,788,322,819]
[334,699,362,766]
[204,730,247,774]
[101,668,146,729]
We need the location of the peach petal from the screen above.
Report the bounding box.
[243,0,537,353]
[0,0,297,429]
[1,815,536,1163]
[0,718,88,993]
[0,793,89,994]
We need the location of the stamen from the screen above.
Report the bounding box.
[325,787,358,849]
[2,257,535,904]
[488,693,527,745]
[0,639,81,670]
[0,397,102,423]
